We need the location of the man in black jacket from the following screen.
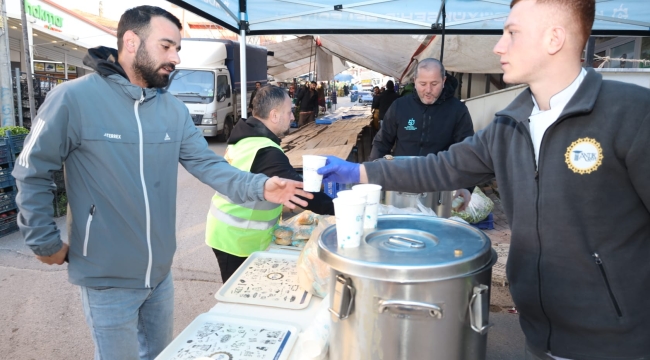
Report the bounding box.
[319,1,650,359]
[376,80,399,123]
[208,85,334,282]
[296,81,318,127]
[369,58,474,161]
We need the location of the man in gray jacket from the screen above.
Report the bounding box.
[318,0,650,359]
[13,6,311,360]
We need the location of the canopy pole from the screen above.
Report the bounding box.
[239,0,248,120]
[20,0,35,122]
[313,39,317,81]
[308,37,314,81]
[440,2,446,64]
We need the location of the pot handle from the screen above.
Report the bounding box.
[469,284,493,334]
[388,236,426,248]
[378,300,443,319]
[329,275,355,320]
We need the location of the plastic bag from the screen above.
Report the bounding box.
[274,211,319,247]
[288,295,331,360]
[297,216,335,298]
[451,187,494,224]
[377,197,438,217]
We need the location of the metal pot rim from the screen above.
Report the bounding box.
[317,215,495,282]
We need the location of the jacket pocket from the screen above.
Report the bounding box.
[83,205,96,257]
[593,253,623,317]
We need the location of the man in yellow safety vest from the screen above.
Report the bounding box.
[206,85,335,282]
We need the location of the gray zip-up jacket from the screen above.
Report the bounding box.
[365,69,650,359]
[13,47,268,289]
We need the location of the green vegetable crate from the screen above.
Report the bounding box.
[0,127,29,238]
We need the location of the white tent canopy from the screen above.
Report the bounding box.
[168,0,650,117]
[266,34,502,82]
[168,0,650,36]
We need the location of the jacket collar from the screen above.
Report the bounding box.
[496,68,602,123]
[228,116,281,145]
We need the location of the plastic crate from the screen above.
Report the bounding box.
[0,222,18,237]
[470,212,494,230]
[8,134,27,155]
[0,169,15,189]
[0,144,10,165]
[0,190,16,213]
[0,212,18,233]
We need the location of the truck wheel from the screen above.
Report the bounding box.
[217,116,233,142]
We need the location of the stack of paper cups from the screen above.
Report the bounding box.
[302,155,328,192]
[332,192,366,248]
[352,184,383,229]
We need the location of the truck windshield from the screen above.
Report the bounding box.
[167,70,215,103]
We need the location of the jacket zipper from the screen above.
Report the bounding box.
[418,109,429,156]
[134,90,153,288]
[506,107,588,353]
[82,205,96,256]
[519,120,553,351]
[592,253,623,317]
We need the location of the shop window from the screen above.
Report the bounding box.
[610,41,635,68]
[641,38,650,69]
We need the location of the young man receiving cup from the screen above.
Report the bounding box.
[318,1,650,358]
[205,85,335,282]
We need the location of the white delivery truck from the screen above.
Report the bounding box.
[167,39,268,140]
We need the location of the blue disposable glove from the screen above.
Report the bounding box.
[317,156,360,184]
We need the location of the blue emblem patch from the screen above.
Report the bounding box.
[405,118,417,131]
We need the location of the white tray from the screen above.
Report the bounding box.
[155,312,299,360]
[215,251,312,310]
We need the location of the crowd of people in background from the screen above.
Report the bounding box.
[270,77,422,130]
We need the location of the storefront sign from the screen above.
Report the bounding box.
[24,0,63,29]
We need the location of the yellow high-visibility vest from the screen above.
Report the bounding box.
[205,137,284,256]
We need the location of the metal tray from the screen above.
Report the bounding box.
[155,312,299,360]
[215,251,312,310]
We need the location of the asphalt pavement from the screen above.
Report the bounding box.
[0,95,526,359]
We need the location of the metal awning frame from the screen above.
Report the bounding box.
[165,0,650,119]
[167,0,650,36]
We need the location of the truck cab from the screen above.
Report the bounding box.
[168,68,234,140]
[167,39,267,141]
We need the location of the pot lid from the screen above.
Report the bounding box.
[317,215,493,282]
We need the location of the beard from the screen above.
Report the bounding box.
[132,43,175,88]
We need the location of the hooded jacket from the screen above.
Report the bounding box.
[229,117,334,215]
[364,69,650,359]
[369,74,474,160]
[12,47,268,289]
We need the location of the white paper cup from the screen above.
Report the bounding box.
[333,197,366,248]
[352,184,382,229]
[302,155,328,192]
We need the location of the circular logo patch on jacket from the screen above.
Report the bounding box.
[564,137,603,174]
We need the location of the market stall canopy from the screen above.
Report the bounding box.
[167,0,650,36]
[265,34,502,81]
[265,36,347,81]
